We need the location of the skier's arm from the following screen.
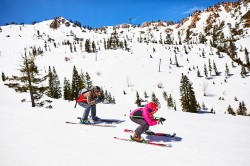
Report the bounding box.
[86,92,97,106]
[142,109,158,126]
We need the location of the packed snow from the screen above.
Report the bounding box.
[1,85,250,166]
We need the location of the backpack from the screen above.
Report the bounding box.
[74,88,90,108]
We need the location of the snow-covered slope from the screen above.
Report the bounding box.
[0,84,250,166]
[1,1,250,165]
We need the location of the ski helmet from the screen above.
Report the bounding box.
[148,102,158,112]
[93,86,101,92]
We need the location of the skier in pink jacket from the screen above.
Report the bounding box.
[130,102,166,142]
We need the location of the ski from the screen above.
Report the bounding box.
[65,121,116,127]
[114,136,172,147]
[124,129,176,137]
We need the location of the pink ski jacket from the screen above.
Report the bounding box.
[130,104,158,126]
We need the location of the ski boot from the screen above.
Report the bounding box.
[130,133,146,143]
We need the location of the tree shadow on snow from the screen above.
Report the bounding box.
[145,135,182,143]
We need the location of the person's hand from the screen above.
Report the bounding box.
[94,98,103,104]
[98,96,104,102]
[160,117,166,122]
[157,117,166,125]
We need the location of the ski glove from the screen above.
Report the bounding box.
[94,97,103,104]
[158,117,166,125]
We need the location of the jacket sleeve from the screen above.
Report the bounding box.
[142,107,158,126]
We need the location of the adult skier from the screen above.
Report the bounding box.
[77,86,103,124]
[130,102,166,142]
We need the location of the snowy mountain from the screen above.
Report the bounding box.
[0,1,250,165]
[1,0,249,113]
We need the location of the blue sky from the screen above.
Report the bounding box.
[0,0,237,28]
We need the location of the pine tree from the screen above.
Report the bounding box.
[92,41,96,52]
[229,40,236,59]
[63,77,71,100]
[225,63,230,78]
[71,66,81,100]
[119,41,124,49]
[79,70,86,90]
[241,66,247,78]
[70,44,73,53]
[80,41,83,51]
[237,101,247,116]
[163,91,168,101]
[74,45,76,52]
[107,92,112,103]
[208,59,212,76]
[112,96,116,104]
[197,69,201,77]
[213,60,219,76]
[227,105,236,116]
[151,92,160,108]
[204,64,208,78]
[85,39,91,53]
[124,39,127,50]
[51,67,62,99]
[6,50,48,107]
[108,30,119,49]
[188,82,198,113]
[185,29,190,43]
[103,90,115,104]
[179,74,197,113]
[199,33,207,44]
[47,66,53,98]
[85,72,93,88]
[180,74,189,112]
[202,49,205,58]
[167,94,174,108]
[245,48,250,66]
[135,91,142,107]
[216,49,221,58]
[184,45,188,54]
[104,90,109,103]
[104,39,107,50]
[175,55,179,67]
[2,72,6,82]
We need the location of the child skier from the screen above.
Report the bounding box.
[130,102,166,142]
[77,86,103,124]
